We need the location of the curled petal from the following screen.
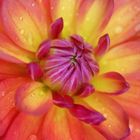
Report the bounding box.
[94,34,110,58]
[27,62,43,80]
[69,104,105,125]
[76,83,95,97]
[52,92,74,108]
[15,81,52,115]
[36,40,51,59]
[83,94,130,140]
[92,72,129,95]
[50,17,64,39]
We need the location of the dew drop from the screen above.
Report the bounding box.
[1,91,5,97]
[108,124,111,128]
[31,3,35,7]
[27,33,33,45]
[103,113,108,118]
[134,24,140,32]
[115,26,123,34]
[19,16,23,21]
[28,134,37,140]
[62,6,65,10]
[20,29,25,35]
[51,6,54,10]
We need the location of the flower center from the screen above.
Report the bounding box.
[39,35,99,94]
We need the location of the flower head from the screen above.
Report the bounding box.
[0,0,140,140]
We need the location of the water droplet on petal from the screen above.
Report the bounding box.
[51,6,54,10]
[28,135,37,140]
[1,91,5,97]
[27,33,33,45]
[115,26,123,34]
[19,17,23,21]
[135,24,140,32]
[20,29,25,35]
[31,3,35,7]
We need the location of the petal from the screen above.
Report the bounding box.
[49,0,80,37]
[27,62,43,81]
[69,104,105,125]
[126,118,140,140]
[1,0,48,52]
[94,34,110,58]
[42,106,106,140]
[0,78,29,136]
[4,113,43,140]
[52,92,74,108]
[0,33,34,63]
[49,17,64,39]
[76,0,114,45]
[103,0,140,46]
[36,40,51,59]
[113,80,140,120]
[83,94,130,140]
[15,81,52,115]
[99,41,140,75]
[92,72,129,95]
[0,60,26,80]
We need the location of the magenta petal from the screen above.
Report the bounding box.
[76,83,95,97]
[50,17,63,39]
[36,40,51,59]
[53,92,74,108]
[94,34,110,58]
[27,62,43,80]
[70,34,84,49]
[70,104,105,125]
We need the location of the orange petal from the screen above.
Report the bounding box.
[15,81,52,115]
[125,118,140,140]
[42,106,106,140]
[83,94,130,140]
[0,33,34,63]
[0,60,26,80]
[103,0,140,46]
[99,41,140,75]
[76,0,114,45]
[92,72,129,94]
[113,80,140,120]
[1,0,48,52]
[0,78,29,136]
[4,113,43,140]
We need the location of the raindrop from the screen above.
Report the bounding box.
[1,91,5,97]
[27,33,33,45]
[31,3,35,7]
[62,6,65,10]
[115,26,123,34]
[20,29,25,35]
[28,134,37,140]
[19,16,23,21]
[108,124,111,128]
[51,6,54,10]
[103,113,108,118]
[134,24,140,32]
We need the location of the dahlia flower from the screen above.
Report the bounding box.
[0,0,140,140]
